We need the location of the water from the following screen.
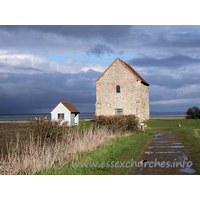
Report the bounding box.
[0,111,186,121]
[150,112,186,118]
[149,146,185,149]
[139,131,196,175]
[149,151,183,154]
[0,113,95,121]
[153,141,178,143]
[154,131,163,137]
[179,168,196,174]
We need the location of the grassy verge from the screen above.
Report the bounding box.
[77,120,92,130]
[38,130,154,175]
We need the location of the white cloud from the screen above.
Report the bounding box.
[81,64,105,72]
[0,52,105,74]
[176,84,200,98]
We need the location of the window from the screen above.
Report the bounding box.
[116,85,120,93]
[58,113,64,119]
[115,109,123,115]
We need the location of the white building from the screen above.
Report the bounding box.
[51,102,80,126]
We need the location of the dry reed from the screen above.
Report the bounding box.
[0,125,117,175]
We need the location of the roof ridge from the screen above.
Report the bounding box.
[50,102,79,113]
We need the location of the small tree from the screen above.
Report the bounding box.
[186,106,200,119]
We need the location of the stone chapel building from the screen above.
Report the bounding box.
[95,57,150,122]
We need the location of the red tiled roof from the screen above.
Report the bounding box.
[95,57,149,86]
[61,102,80,113]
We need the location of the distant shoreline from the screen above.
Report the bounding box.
[150,116,185,119]
[0,116,186,123]
[0,112,186,122]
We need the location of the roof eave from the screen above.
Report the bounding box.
[141,81,150,86]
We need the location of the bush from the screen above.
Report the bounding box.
[29,117,68,146]
[186,107,200,119]
[92,115,139,134]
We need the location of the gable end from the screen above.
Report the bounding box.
[95,57,149,86]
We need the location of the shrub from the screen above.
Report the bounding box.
[92,115,139,134]
[29,117,68,146]
[186,107,200,119]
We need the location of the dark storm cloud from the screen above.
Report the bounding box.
[15,66,42,72]
[129,55,200,67]
[0,70,101,114]
[143,72,200,89]
[1,25,200,53]
[0,25,131,41]
[87,44,114,56]
[0,25,133,55]
[0,62,42,72]
[153,33,200,48]
[2,25,200,56]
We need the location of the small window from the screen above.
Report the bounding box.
[58,113,64,119]
[116,85,120,93]
[115,109,123,115]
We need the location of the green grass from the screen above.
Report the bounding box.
[77,120,92,130]
[37,118,200,175]
[146,119,200,131]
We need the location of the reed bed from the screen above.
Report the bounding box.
[0,121,116,175]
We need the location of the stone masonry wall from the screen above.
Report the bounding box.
[95,59,149,122]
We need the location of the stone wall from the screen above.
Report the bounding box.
[95,59,149,122]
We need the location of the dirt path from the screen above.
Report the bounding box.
[130,131,197,175]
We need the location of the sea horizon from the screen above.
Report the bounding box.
[0,111,186,121]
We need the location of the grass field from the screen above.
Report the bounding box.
[0,118,200,174]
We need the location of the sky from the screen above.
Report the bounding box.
[0,25,200,114]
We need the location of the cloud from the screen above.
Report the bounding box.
[150,97,200,105]
[149,82,200,103]
[0,25,200,113]
[0,53,106,74]
[1,25,200,59]
[0,25,131,40]
[152,33,200,48]
[142,71,200,89]
[129,55,200,68]
[0,70,101,114]
[87,44,114,56]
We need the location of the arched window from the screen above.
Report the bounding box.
[116,85,120,93]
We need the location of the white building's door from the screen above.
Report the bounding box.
[71,113,75,126]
